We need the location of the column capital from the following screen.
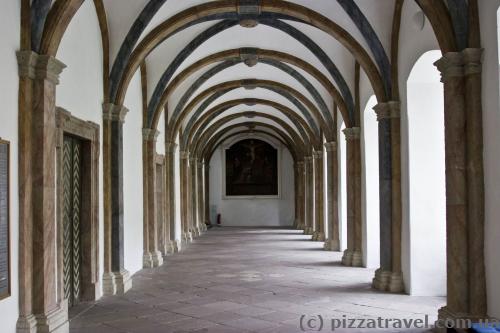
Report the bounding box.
[462,48,483,76]
[312,150,323,159]
[324,141,337,152]
[373,101,400,121]
[304,156,313,162]
[180,151,189,160]
[165,141,178,153]
[343,127,361,141]
[103,103,129,123]
[197,162,203,169]
[142,128,159,142]
[296,161,305,168]
[17,50,66,84]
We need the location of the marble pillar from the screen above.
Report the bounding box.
[16,51,69,333]
[312,150,325,241]
[303,156,314,235]
[204,165,211,225]
[197,161,207,232]
[435,49,487,322]
[142,129,163,268]
[180,151,193,243]
[341,127,363,267]
[295,161,305,230]
[324,142,340,251]
[372,102,403,292]
[190,157,201,236]
[102,103,132,295]
[165,142,180,253]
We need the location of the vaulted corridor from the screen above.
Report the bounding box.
[69,228,444,333]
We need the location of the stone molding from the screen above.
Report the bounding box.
[434,48,483,82]
[17,50,66,85]
[373,102,400,121]
[165,141,178,153]
[240,48,259,67]
[343,127,361,141]
[324,141,337,152]
[142,128,159,142]
[312,150,323,159]
[180,151,189,159]
[103,103,129,123]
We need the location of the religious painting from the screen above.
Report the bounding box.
[225,139,278,196]
[0,139,10,300]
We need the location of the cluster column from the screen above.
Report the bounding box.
[102,103,132,295]
[142,129,163,268]
[294,161,305,230]
[303,156,314,235]
[435,49,486,322]
[180,151,193,243]
[312,150,325,241]
[372,102,403,292]
[165,142,180,253]
[324,142,340,251]
[341,127,363,267]
[16,51,69,333]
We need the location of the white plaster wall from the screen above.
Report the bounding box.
[338,118,348,251]
[0,2,20,332]
[123,71,144,275]
[407,51,446,296]
[398,0,440,294]
[56,0,105,297]
[156,111,166,155]
[209,140,294,227]
[480,0,500,319]
[361,96,380,269]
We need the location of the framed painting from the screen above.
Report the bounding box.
[224,138,279,198]
[0,138,10,300]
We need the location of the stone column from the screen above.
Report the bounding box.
[341,127,363,267]
[295,161,305,230]
[165,142,180,253]
[372,102,404,292]
[197,161,207,232]
[303,156,314,235]
[190,157,201,236]
[434,50,487,322]
[142,129,163,268]
[324,142,340,251]
[16,51,69,333]
[312,150,325,241]
[102,103,132,295]
[180,151,193,243]
[204,164,211,225]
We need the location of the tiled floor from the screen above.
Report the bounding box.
[69,227,445,332]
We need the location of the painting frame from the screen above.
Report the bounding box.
[221,135,282,200]
[0,138,10,301]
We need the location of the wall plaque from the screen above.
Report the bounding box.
[0,139,10,300]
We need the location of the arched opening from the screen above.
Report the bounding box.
[407,50,446,296]
[362,96,380,268]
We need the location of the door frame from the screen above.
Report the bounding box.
[56,107,100,304]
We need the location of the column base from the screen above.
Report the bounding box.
[341,249,353,266]
[437,306,491,333]
[165,240,181,255]
[182,231,193,243]
[18,300,69,333]
[143,252,153,268]
[102,270,132,296]
[388,272,404,293]
[296,223,304,230]
[201,223,208,232]
[303,226,313,235]
[342,250,363,267]
[17,314,37,333]
[190,227,200,237]
[372,268,392,291]
[323,238,340,251]
[312,231,325,241]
